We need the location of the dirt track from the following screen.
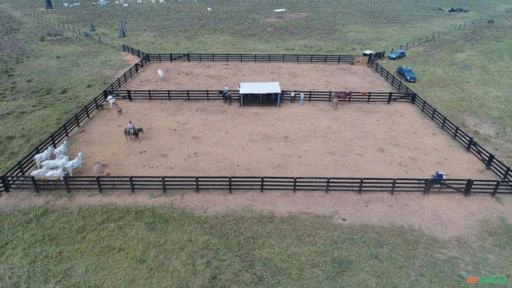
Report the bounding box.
[65,101,495,179]
[122,62,394,91]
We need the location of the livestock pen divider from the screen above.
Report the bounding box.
[1,45,511,196]
[114,90,411,103]
[369,61,512,183]
[4,175,511,195]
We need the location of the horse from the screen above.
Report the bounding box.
[218,90,232,105]
[332,91,352,110]
[124,127,144,141]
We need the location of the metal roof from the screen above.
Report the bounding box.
[239,82,281,94]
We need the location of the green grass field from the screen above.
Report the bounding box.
[0,5,128,172]
[0,206,511,287]
[7,0,512,53]
[382,13,512,163]
[1,1,512,286]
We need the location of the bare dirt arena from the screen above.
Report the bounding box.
[67,101,495,179]
[123,62,394,91]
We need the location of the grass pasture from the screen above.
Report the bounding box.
[0,5,128,172]
[0,205,511,287]
[1,1,512,287]
[8,0,512,53]
[383,11,512,163]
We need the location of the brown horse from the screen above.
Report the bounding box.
[124,127,144,141]
[332,91,352,110]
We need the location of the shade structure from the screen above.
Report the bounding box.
[239,82,282,107]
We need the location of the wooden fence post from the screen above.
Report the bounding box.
[18,161,25,175]
[63,123,69,136]
[358,178,363,194]
[492,181,501,197]
[466,137,474,151]
[391,178,396,195]
[127,90,132,101]
[367,92,371,103]
[441,116,447,128]
[1,176,10,193]
[96,176,102,193]
[260,177,264,193]
[51,135,57,147]
[453,127,459,139]
[31,176,39,193]
[228,177,232,193]
[168,90,171,101]
[464,179,473,196]
[63,176,70,193]
[293,177,297,193]
[504,167,511,180]
[325,178,330,193]
[485,154,495,169]
[161,177,166,193]
[129,177,135,193]
[387,92,392,104]
[411,93,417,104]
[423,179,431,194]
[75,114,80,127]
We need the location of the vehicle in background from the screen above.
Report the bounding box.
[396,66,417,82]
[387,49,406,60]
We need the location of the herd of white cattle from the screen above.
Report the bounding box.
[31,139,83,179]
[61,0,210,8]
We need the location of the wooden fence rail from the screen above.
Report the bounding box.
[370,61,512,182]
[2,45,511,196]
[144,52,355,64]
[2,57,147,179]
[113,90,411,103]
[3,175,511,195]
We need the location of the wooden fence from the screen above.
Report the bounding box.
[1,57,148,181]
[1,45,511,195]
[370,61,512,182]
[113,90,411,103]
[2,175,511,196]
[145,52,355,64]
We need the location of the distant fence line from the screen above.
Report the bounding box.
[370,61,512,183]
[21,10,120,50]
[390,8,512,52]
[114,90,411,103]
[1,45,511,195]
[2,175,511,196]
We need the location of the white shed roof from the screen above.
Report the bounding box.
[239,82,281,94]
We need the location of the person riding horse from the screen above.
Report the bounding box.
[127,121,136,134]
[220,86,232,105]
[124,121,144,141]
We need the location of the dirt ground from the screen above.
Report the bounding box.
[1,191,511,240]
[122,62,394,91]
[65,101,495,179]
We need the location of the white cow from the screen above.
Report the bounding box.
[34,146,55,168]
[45,168,68,180]
[42,155,69,170]
[53,139,70,158]
[106,95,117,108]
[30,167,51,177]
[65,153,83,176]
[157,69,165,80]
